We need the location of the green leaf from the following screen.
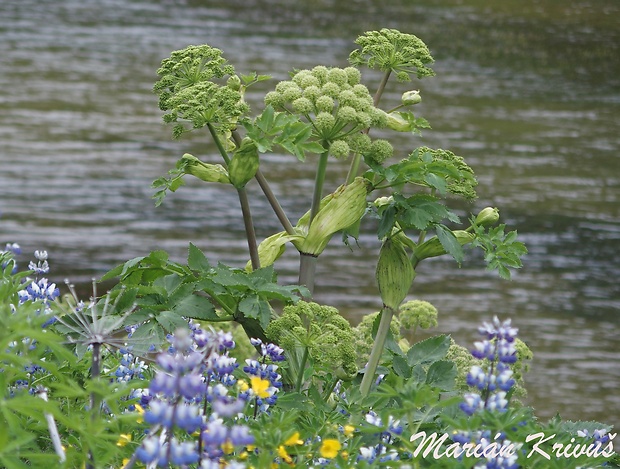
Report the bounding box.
[188,243,211,272]
[275,392,311,411]
[435,224,464,264]
[424,172,447,195]
[425,360,456,391]
[238,294,262,320]
[377,205,396,239]
[392,355,412,378]
[131,321,165,354]
[172,293,217,321]
[407,334,451,366]
[156,310,191,332]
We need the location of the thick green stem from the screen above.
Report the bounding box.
[231,129,296,235]
[255,169,296,235]
[373,70,392,107]
[207,124,260,270]
[360,306,394,397]
[298,253,317,295]
[238,188,261,270]
[207,123,231,166]
[297,148,329,294]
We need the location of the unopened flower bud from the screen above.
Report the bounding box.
[182,154,230,184]
[401,90,421,106]
[299,177,370,256]
[228,138,259,189]
[227,75,242,91]
[376,237,415,310]
[385,112,412,132]
[474,207,500,227]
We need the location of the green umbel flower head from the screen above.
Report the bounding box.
[154,44,235,109]
[265,65,389,159]
[153,44,247,138]
[399,299,438,331]
[266,301,358,380]
[349,28,435,81]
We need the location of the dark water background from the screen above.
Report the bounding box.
[1,0,619,424]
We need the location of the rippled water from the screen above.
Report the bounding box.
[1,0,619,424]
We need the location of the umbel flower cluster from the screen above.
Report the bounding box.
[153,44,246,139]
[264,66,393,162]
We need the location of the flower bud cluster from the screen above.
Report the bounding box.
[264,66,392,162]
[153,45,246,139]
[349,28,435,82]
[460,317,518,417]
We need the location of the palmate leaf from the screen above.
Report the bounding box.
[393,193,460,231]
[472,222,528,279]
[244,105,324,161]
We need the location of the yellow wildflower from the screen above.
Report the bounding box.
[250,376,271,399]
[222,439,234,455]
[284,431,303,446]
[319,439,341,459]
[237,379,249,392]
[116,433,132,447]
[278,445,293,464]
[343,425,355,437]
[134,403,144,424]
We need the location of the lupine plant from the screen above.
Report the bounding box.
[1,28,618,468]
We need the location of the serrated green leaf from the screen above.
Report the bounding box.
[378,205,396,239]
[188,242,211,272]
[424,172,447,195]
[407,334,451,366]
[435,224,464,264]
[392,355,412,378]
[425,360,456,391]
[172,293,217,320]
[155,310,190,332]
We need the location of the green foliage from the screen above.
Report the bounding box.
[471,221,528,279]
[101,243,308,347]
[242,105,325,161]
